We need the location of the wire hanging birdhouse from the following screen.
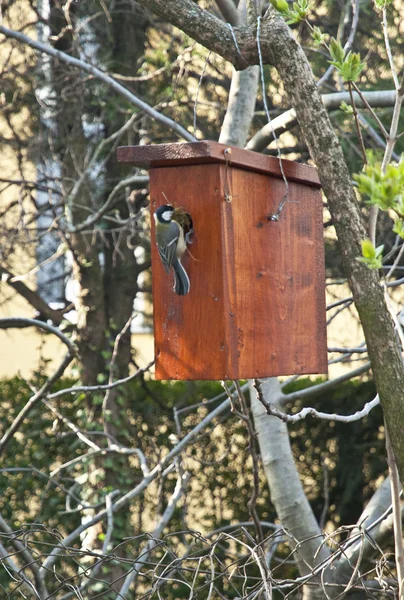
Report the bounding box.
[117,141,327,380]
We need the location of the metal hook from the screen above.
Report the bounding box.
[223,148,233,203]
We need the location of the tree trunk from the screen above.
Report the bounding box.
[250,379,330,599]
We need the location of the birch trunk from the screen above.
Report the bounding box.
[250,379,330,598]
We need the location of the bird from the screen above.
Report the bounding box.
[153,204,193,295]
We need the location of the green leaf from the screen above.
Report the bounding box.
[269,0,289,12]
[312,26,326,46]
[393,219,404,238]
[340,101,354,114]
[375,245,384,258]
[361,239,376,259]
[374,0,394,7]
[357,240,384,269]
[329,38,345,63]
[354,156,404,213]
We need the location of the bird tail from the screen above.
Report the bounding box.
[172,258,190,296]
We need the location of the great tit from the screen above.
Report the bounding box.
[153,204,193,296]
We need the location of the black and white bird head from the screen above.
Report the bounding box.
[154,204,174,224]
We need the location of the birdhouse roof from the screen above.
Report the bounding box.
[117,141,321,188]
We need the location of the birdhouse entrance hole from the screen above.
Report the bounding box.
[117,141,327,380]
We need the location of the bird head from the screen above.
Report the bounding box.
[154,204,174,224]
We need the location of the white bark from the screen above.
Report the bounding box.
[218,0,258,148]
[219,66,259,147]
[250,379,330,589]
[246,90,397,152]
[331,477,393,597]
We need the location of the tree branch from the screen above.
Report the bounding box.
[40,397,231,573]
[0,514,49,598]
[0,267,66,325]
[386,429,404,597]
[281,362,371,403]
[0,318,77,456]
[215,0,240,25]
[117,471,190,598]
[0,317,76,351]
[0,25,195,142]
[250,378,330,577]
[246,90,397,152]
[0,352,74,457]
[255,381,380,424]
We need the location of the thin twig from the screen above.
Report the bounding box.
[254,379,379,424]
[348,82,367,165]
[0,317,76,352]
[382,7,399,90]
[0,352,75,457]
[40,398,231,573]
[117,472,191,599]
[0,25,195,142]
[222,381,263,542]
[48,360,154,399]
[350,82,390,139]
[193,51,212,138]
[0,514,49,598]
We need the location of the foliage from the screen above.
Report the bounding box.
[285,0,312,24]
[354,157,404,217]
[0,373,384,597]
[329,38,365,82]
[357,239,384,269]
[0,375,381,527]
[355,156,404,266]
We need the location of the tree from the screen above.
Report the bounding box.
[0,0,403,598]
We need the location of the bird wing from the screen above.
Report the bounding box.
[157,221,180,273]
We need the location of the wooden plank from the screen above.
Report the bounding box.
[221,167,327,378]
[150,164,229,380]
[117,141,321,187]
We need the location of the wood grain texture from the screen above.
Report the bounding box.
[222,167,327,377]
[150,163,327,380]
[118,141,321,187]
[151,165,228,380]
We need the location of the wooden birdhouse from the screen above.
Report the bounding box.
[117,141,327,380]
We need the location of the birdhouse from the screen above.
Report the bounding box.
[117,141,327,380]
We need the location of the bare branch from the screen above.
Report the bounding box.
[40,398,231,573]
[281,362,371,403]
[0,514,49,598]
[382,7,399,90]
[246,90,397,152]
[255,380,379,424]
[0,318,77,456]
[117,471,190,598]
[0,267,66,325]
[0,352,74,457]
[0,25,195,142]
[47,360,154,399]
[0,317,76,351]
[219,66,259,147]
[214,0,240,25]
[67,175,146,233]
